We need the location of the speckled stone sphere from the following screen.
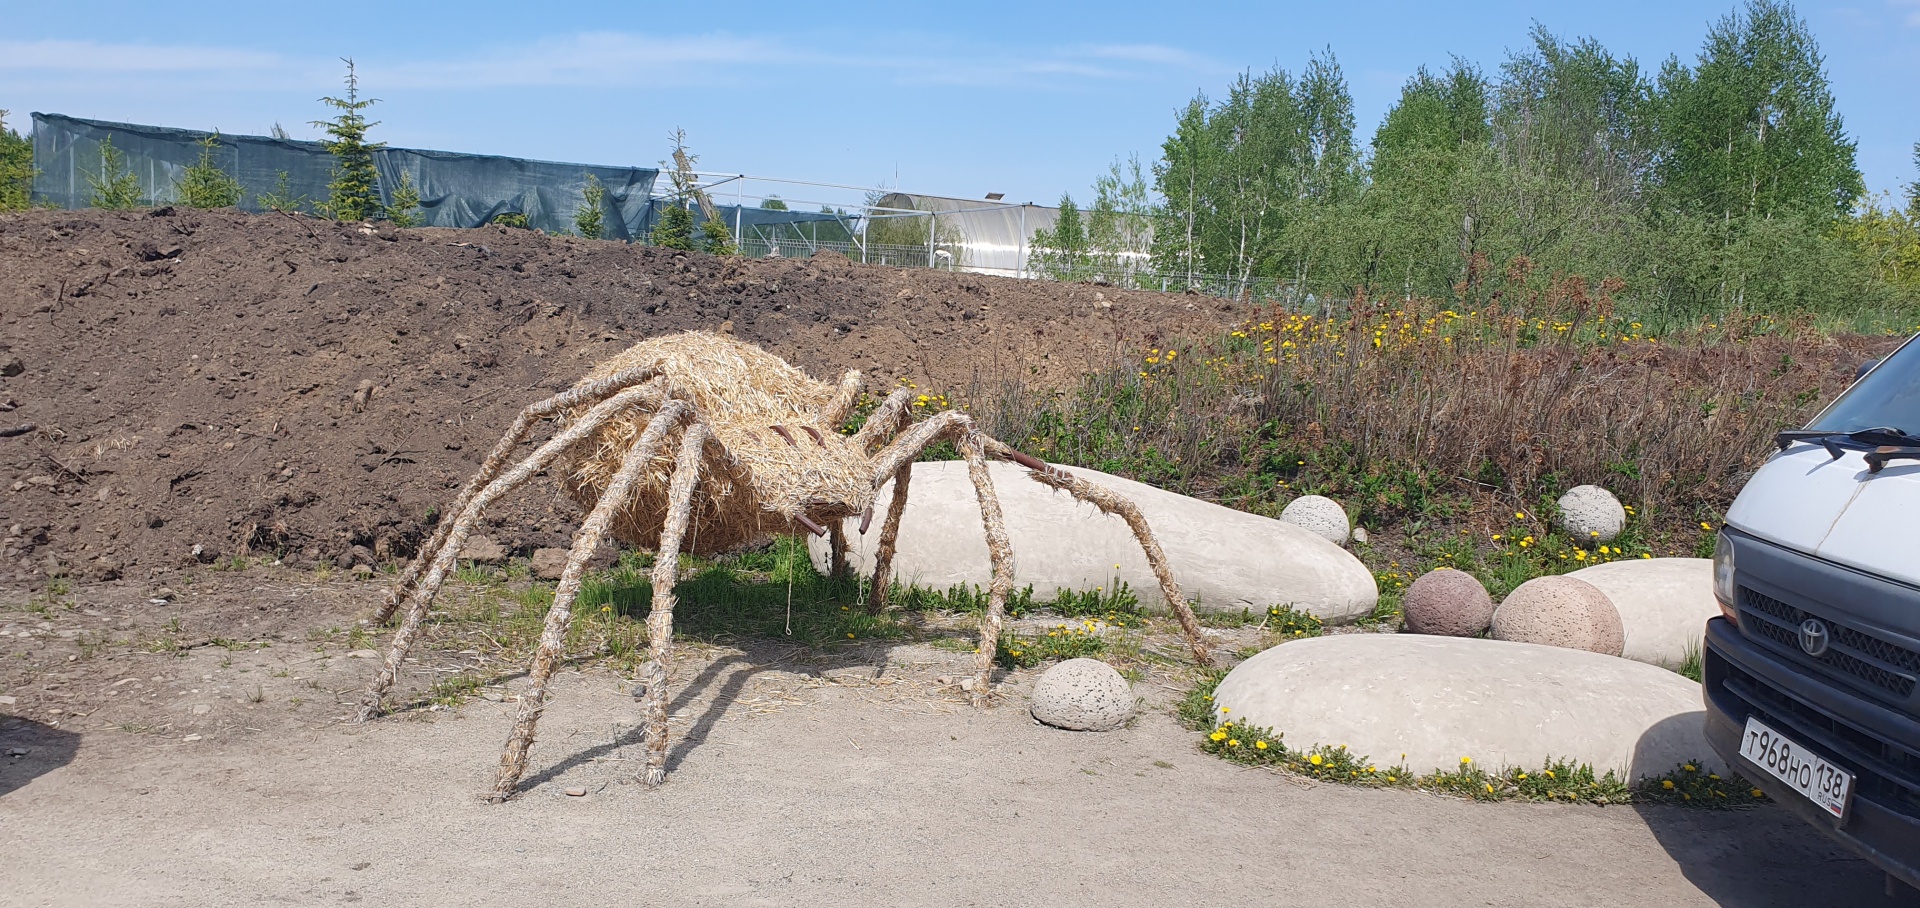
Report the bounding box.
[1556,485,1627,544]
[1490,575,1625,657]
[1030,658,1135,732]
[1279,495,1349,545]
[1402,568,1496,637]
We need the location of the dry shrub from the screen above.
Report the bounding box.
[968,293,1899,527]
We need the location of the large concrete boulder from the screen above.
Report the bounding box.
[1490,575,1625,656]
[811,462,1377,621]
[1556,485,1627,543]
[1030,658,1134,731]
[1211,634,1718,778]
[1279,495,1349,544]
[1566,558,1717,667]
[1402,569,1495,637]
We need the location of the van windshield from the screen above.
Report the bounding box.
[1808,336,1920,434]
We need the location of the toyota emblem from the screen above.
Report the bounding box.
[1800,618,1831,657]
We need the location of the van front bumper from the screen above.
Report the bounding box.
[1705,615,1920,888]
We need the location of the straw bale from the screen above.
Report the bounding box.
[560,331,878,554]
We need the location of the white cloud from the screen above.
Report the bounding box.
[0,39,281,72]
[1896,0,1920,27]
[4,31,1217,93]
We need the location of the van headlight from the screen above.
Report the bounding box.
[1712,532,1737,608]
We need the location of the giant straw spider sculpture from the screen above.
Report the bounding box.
[356,330,1212,800]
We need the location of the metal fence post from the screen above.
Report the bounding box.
[927,211,936,269]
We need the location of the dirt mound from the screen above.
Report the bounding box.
[0,208,1235,586]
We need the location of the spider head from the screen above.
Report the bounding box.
[747,422,877,532]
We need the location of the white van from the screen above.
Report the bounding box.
[1707,340,1920,887]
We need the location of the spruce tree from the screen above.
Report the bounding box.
[175,132,243,208]
[311,59,387,221]
[87,135,144,209]
[0,110,32,211]
[385,170,422,227]
[652,205,695,250]
[701,214,738,255]
[574,174,606,239]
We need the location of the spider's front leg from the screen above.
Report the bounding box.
[357,384,664,724]
[376,367,663,624]
[490,400,693,800]
[868,411,1014,705]
[638,422,709,788]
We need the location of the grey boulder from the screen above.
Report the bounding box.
[1491,575,1625,656]
[1279,495,1350,544]
[1556,485,1627,543]
[1402,569,1495,637]
[810,462,1377,621]
[1030,658,1134,731]
[1211,634,1718,778]
[1566,558,1718,667]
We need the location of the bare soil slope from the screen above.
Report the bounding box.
[0,208,1232,585]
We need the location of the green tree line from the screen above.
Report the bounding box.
[1042,0,1920,325]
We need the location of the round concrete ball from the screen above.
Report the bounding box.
[1556,485,1626,543]
[1030,658,1135,732]
[1402,568,1495,637]
[1280,495,1349,544]
[1491,575,1625,656]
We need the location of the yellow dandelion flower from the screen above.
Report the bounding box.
[1227,739,1240,747]
[1662,780,1675,790]
[1309,754,1324,765]
[1255,740,1268,750]
[1210,731,1227,742]
[1751,788,1765,798]
[1461,756,1472,764]
[1684,763,1697,772]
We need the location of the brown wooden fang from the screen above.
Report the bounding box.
[801,425,827,446]
[858,505,874,534]
[794,513,828,537]
[769,425,798,447]
[1007,449,1060,477]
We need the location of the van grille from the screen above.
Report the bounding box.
[1739,588,1920,699]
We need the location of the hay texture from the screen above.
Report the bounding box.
[561,331,876,554]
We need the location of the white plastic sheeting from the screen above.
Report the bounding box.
[874,192,1058,277]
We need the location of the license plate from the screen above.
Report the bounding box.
[1740,715,1854,819]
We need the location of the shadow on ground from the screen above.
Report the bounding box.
[513,637,919,794]
[0,716,80,798]
[1631,713,1919,907]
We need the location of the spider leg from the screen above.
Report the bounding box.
[957,429,1016,707]
[641,422,710,788]
[490,402,694,800]
[827,521,850,580]
[822,369,864,427]
[851,387,913,453]
[864,463,911,613]
[982,439,1214,668]
[375,367,663,624]
[355,387,671,723]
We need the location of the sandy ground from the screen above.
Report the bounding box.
[0,575,1912,907]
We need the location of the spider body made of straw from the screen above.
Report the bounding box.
[357,329,1214,801]
[559,331,872,555]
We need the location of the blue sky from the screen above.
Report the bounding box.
[4,1,1916,207]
